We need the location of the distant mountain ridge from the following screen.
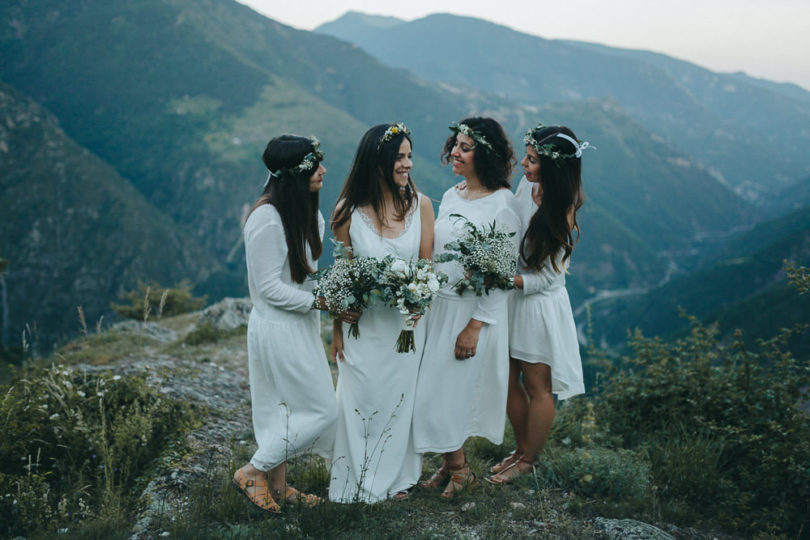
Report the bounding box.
[0,0,769,349]
[316,12,810,202]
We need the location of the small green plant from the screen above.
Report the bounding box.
[0,364,196,537]
[111,280,206,320]
[785,259,810,295]
[557,316,810,536]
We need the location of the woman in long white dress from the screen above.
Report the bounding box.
[328,123,434,503]
[232,135,349,512]
[488,125,587,484]
[412,117,520,498]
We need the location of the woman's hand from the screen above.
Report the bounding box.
[339,309,362,324]
[455,319,484,360]
[331,323,345,363]
[513,275,524,289]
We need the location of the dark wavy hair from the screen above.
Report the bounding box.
[520,125,584,273]
[332,123,417,231]
[441,116,515,190]
[250,134,322,283]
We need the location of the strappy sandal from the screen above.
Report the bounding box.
[278,486,323,507]
[419,464,450,489]
[441,461,477,499]
[392,487,412,501]
[232,468,281,513]
[489,450,523,474]
[486,459,535,485]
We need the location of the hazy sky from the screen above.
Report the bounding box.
[238,0,810,91]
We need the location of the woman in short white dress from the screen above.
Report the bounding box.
[233,135,347,512]
[329,123,434,503]
[412,117,520,498]
[488,125,588,484]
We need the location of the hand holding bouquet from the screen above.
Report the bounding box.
[312,241,381,338]
[379,257,447,353]
[435,214,517,296]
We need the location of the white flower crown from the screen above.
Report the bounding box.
[449,121,498,156]
[523,124,594,162]
[377,122,410,151]
[265,136,324,186]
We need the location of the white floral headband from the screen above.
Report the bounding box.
[265,136,323,187]
[449,121,498,156]
[377,122,410,151]
[523,124,595,162]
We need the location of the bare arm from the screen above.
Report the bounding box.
[418,193,435,260]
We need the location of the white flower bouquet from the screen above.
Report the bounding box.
[378,257,447,353]
[435,214,517,296]
[312,242,382,338]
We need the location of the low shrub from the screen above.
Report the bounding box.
[0,364,196,537]
[111,280,206,321]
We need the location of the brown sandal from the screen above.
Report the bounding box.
[489,450,523,474]
[278,486,323,507]
[232,468,281,513]
[486,459,535,485]
[419,464,450,489]
[441,461,477,499]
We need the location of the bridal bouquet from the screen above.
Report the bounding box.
[312,241,381,338]
[435,214,517,295]
[378,257,447,353]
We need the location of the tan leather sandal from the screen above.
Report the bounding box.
[486,459,535,485]
[278,485,323,507]
[419,464,450,489]
[232,468,281,513]
[441,461,477,499]
[489,450,523,474]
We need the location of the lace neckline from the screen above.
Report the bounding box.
[355,202,417,239]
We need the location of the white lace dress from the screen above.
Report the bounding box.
[412,186,520,453]
[243,205,337,471]
[328,196,425,503]
[509,176,585,400]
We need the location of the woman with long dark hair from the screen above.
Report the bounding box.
[328,123,434,502]
[232,134,343,512]
[488,124,587,484]
[412,117,520,498]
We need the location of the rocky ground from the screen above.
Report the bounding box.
[61,299,720,539]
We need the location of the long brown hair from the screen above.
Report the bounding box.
[250,135,322,283]
[521,126,584,273]
[332,123,417,231]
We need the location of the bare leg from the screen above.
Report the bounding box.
[519,361,554,464]
[444,448,466,469]
[505,356,529,455]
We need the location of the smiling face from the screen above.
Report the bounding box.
[308,163,325,192]
[450,132,476,179]
[392,138,413,188]
[521,145,541,183]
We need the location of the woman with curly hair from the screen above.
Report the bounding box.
[412,117,520,498]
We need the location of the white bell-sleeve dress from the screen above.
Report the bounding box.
[243,204,337,471]
[412,186,520,453]
[328,196,425,503]
[509,176,585,400]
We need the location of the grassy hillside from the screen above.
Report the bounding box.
[586,206,810,356]
[0,81,218,352]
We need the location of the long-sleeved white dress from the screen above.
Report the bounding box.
[412,186,520,453]
[509,177,585,400]
[243,204,337,471]
[328,196,425,503]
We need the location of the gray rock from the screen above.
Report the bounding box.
[593,518,675,540]
[197,297,252,331]
[111,320,177,342]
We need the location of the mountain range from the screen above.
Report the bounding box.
[1,1,806,354]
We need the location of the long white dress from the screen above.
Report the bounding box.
[243,205,337,471]
[509,177,585,400]
[328,196,425,503]
[412,186,520,453]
